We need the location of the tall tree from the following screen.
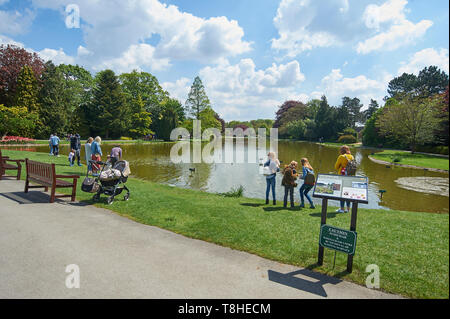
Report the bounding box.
[0,44,45,107]
[417,66,449,97]
[377,94,439,153]
[15,65,40,113]
[185,76,210,119]
[273,100,308,128]
[314,95,336,140]
[38,61,71,138]
[119,70,168,112]
[90,70,129,139]
[341,96,363,128]
[153,98,184,141]
[362,99,379,123]
[387,72,418,98]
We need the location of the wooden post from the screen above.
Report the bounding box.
[346,201,358,273]
[317,198,328,266]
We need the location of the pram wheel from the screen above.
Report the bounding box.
[124,194,129,201]
[93,193,100,202]
[107,196,114,205]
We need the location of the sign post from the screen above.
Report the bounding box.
[313,174,368,273]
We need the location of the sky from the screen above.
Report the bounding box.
[1,0,449,121]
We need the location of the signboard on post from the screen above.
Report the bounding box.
[312,174,369,204]
[319,225,357,255]
[313,174,368,273]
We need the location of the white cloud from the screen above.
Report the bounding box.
[320,68,388,107]
[162,59,307,120]
[0,9,35,35]
[398,48,449,75]
[31,0,251,72]
[38,48,75,65]
[272,0,433,57]
[363,0,408,29]
[93,44,170,73]
[357,19,432,54]
[357,0,432,54]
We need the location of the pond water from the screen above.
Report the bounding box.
[8,140,449,213]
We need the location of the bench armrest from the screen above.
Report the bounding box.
[4,159,24,163]
[55,174,80,179]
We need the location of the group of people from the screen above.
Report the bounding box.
[48,134,123,176]
[263,145,355,213]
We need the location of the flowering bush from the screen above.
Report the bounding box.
[0,136,36,144]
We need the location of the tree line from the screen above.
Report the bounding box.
[267,65,448,153]
[0,44,224,141]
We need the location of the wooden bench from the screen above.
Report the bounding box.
[24,159,80,203]
[0,149,24,180]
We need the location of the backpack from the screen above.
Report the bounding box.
[304,168,315,186]
[345,155,358,176]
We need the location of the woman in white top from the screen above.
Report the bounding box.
[85,137,93,173]
[264,151,280,205]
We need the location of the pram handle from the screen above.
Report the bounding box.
[89,159,106,165]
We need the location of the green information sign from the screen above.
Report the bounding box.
[319,225,357,255]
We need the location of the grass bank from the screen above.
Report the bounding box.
[371,150,449,171]
[1,149,449,299]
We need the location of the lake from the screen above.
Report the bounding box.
[8,140,449,213]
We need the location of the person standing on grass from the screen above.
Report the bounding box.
[264,151,280,205]
[109,144,122,167]
[299,158,316,209]
[50,133,60,157]
[68,149,75,166]
[70,133,82,166]
[85,137,93,174]
[335,145,354,213]
[282,161,298,208]
[90,136,103,175]
[48,134,53,155]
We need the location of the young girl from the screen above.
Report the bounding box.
[68,149,75,166]
[299,158,316,209]
[281,161,298,208]
[263,152,280,205]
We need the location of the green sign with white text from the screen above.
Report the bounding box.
[319,225,357,255]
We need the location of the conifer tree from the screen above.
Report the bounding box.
[185,76,210,119]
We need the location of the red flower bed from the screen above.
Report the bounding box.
[0,136,36,144]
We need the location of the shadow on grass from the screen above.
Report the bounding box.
[240,203,264,208]
[263,206,302,212]
[268,267,342,297]
[309,212,339,219]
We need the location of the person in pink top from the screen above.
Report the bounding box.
[109,145,122,166]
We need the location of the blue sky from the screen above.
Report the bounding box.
[1,0,448,121]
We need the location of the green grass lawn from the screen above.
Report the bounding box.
[371,150,449,171]
[1,149,449,298]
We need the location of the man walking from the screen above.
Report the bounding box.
[70,133,82,166]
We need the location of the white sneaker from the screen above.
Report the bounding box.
[336,209,345,213]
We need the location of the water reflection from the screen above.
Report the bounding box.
[6,140,448,213]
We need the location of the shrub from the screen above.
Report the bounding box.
[337,134,357,144]
[218,185,244,198]
[120,136,132,140]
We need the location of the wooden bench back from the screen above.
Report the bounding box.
[25,159,55,183]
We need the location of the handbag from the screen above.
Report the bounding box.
[81,177,99,193]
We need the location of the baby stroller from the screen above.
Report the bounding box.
[83,159,131,205]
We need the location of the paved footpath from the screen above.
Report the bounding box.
[0,179,401,299]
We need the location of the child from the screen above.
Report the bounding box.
[281,161,298,208]
[299,158,316,209]
[68,149,75,167]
